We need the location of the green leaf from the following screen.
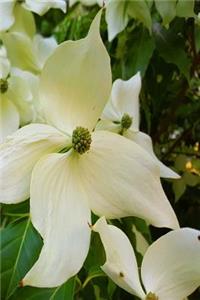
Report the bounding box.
[173,177,186,202]
[127,0,152,32]
[153,22,191,78]
[9,277,75,300]
[82,266,105,289]
[176,0,195,18]
[84,231,105,272]
[175,154,188,171]
[1,219,42,299]
[183,172,200,187]
[195,25,200,52]
[123,26,155,77]
[155,0,177,26]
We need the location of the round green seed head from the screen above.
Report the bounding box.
[0,79,8,94]
[72,126,92,154]
[121,113,133,130]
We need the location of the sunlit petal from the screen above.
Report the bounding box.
[102,73,141,131]
[125,130,180,178]
[105,0,129,41]
[0,0,15,32]
[78,130,179,229]
[23,0,66,15]
[93,217,145,298]
[0,124,68,204]
[23,152,91,287]
[40,10,112,134]
[141,228,200,300]
[0,96,19,143]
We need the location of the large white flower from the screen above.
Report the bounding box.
[94,217,200,300]
[0,0,66,32]
[1,4,57,74]
[0,11,178,288]
[0,46,39,142]
[97,72,180,179]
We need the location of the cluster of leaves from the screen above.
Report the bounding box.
[1,1,200,299]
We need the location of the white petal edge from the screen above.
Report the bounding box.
[0,96,19,143]
[23,0,66,15]
[141,228,200,300]
[93,217,145,299]
[23,152,91,287]
[0,0,15,32]
[125,130,180,179]
[0,124,68,204]
[105,0,129,41]
[1,32,40,73]
[102,72,141,132]
[78,130,179,229]
[40,10,112,134]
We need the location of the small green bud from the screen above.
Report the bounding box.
[72,127,92,154]
[146,292,159,300]
[0,79,8,94]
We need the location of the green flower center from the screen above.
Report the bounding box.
[146,292,159,300]
[0,79,8,94]
[121,113,132,130]
[72,126,92,154]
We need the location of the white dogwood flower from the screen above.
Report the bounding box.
[1,4,57,74]
[0,12,178,288]
[94,217,200,300]
[97,72,180,179]
[0,45,39,142]
[0,0,66,32]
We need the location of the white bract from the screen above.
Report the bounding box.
[1,5,57,74]
[0,0,66,32]
[0,46,39,142]
[0,11,178,288]
[94,217,200,300]
[97,72,180,179]
[106,0,152,41]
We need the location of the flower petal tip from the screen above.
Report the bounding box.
[19,280,24,288]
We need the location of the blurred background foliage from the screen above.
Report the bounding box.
[1,1,200,299]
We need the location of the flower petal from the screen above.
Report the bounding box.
[0,0,15,32]
[102,73,141,131]
[23,0,66,15]
[141,228,200,300]
[93,217,145,298]
[33,35,57,70]
[10,68,41,123]
[0,45,11,79]
[105,0,129,41]
[23,152,91,287]
[0,96,19,143]
[40,10,112,134]
[125,130,180,179]
[1,32,40,73]
[11,4,36,38]
[0,124,68,204]
[79,130,179,229]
